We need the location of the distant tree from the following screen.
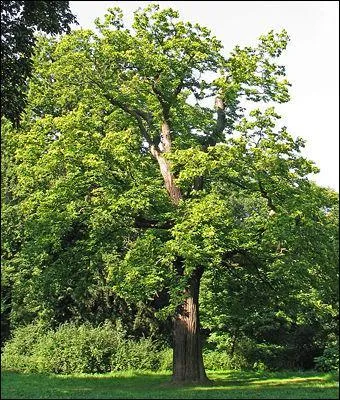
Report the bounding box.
[0,0,77,126]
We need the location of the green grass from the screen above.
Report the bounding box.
[1,369,338,399]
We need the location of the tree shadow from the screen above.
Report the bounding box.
[1,370,338,399]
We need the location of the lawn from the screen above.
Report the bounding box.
[1,369,338,399]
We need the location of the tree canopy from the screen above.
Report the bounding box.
[1,3,338,382]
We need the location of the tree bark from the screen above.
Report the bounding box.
[172,268,210,384]
[150,139,209,383]
[150,119,182,205]
[148,118,210,383]
[150,145,182,205]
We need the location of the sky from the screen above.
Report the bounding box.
[69,1,339,191]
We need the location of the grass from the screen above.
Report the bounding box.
[1,369,338,399]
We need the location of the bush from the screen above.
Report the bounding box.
[1,321,165,374]
[205,330,326,371]
[0,322,48,372]
[158,348,173,371]
[32,322,125,373]
[314,344,339,372]
[203,350,233,370]
[111,335,161,372]
[245,343,289,371]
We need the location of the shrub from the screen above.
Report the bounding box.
[203,350,233,370]
[314,344,339,372]
[158,348,173,371]
[111,336,161,372]
[245,343,289,371]
[205,330,326,371]
[1,321,165,374]
[31,322,125,374]
[1,322,48,372]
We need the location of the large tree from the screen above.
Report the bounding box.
[0,0,77,126]
[2,4,335,383]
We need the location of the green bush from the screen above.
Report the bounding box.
[205,331,322,371]
[1,321,164,374]
[203,350,233,370]
[5,321,324,374]
[157,348,173,371]
[245,343,289,371]
[0,322,48,373]
[314,344,339,372]
[111,335,161,372]
[32,322,125,373]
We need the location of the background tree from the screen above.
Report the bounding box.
[200,183,338,369]
[1,4,338,383]
[1,0,76,344]
[0,0,77,126]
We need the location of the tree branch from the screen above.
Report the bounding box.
[213,95,226,136]
[222,249,275,290]
[88,77,155,146]
[134,216,173,229]
[257,177,277,212]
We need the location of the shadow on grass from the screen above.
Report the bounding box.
[1,370,339,399]
[208,370,339,387]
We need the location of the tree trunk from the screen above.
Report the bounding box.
[172,268,210,384]
[149,117,210,384]
[105,81,227,384]
[150,146,182,205]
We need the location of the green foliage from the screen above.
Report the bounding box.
[315,343,339,372]
[1,321,164,374]
[1,1,77,125]
[203,336,292,371]
[203,350,245,371]
[1,3,338,376]
[157,348,173,371]
[0,321,47,370]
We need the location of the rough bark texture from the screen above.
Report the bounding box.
[172,268,210,383]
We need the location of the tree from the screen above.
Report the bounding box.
[1,0,76,344]
[2,4,335,383]
[0,0,77,126]
[199,183,338,369]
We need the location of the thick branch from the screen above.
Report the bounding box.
[201,95,226,147]
[193,176,204,191]
[224,176,249,190]
[173,81,184,99]
[161,120,172,153]
[257,178,277,212]
[88,77,155,146]
[151,145,182,205]
[213,95,226,136]
[104,93,154,145]
[151,82,170,118]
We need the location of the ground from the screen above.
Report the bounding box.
[1,369,338,399]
